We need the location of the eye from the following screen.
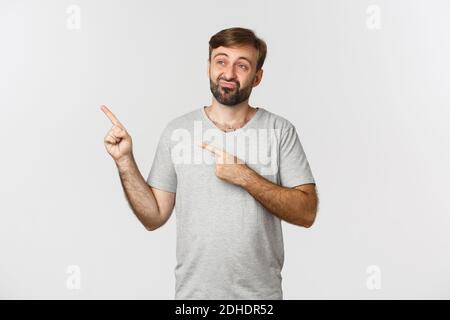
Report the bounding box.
[217,60,225,65]
[239,64,248,70]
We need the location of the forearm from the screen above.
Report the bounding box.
[238,166,316,227]
[115,154,161,230]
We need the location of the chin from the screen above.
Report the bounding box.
[217,99,238,107]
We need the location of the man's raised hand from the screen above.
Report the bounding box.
[101,105,133,164]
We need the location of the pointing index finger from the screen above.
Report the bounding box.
[101,105,123,127]
[199,142,221,156]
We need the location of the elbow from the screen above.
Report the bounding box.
[303,219,315,228]
[146,225,158,231]
[145,222,162,231]
[301,209,317,229]
[302,195,318,228]
[144,221,161,231]
[138,211,163,231]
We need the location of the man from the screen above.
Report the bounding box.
[101,27,318,300]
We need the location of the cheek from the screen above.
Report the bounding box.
[238,77,251,87]
[210,69,220,80]
[243,74,257,86]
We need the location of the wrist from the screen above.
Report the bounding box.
[237,164,256,188]
[115,154,135,171]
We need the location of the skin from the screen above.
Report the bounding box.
[205,45,263,129]
[101,105,175,231]
[101,44,318,230]
[198,142,318,228]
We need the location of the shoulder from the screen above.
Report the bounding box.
[259,107,296,133]
[158,107,201,137]
[166,108,200,129]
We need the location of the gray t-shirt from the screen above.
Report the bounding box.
[146,106,315,300]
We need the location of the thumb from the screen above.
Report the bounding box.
[113,126,128,138]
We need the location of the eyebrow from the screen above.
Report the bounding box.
[212,53,253,66]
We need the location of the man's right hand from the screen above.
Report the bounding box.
[101,104,133,165]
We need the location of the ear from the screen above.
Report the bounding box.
[207,59,210,78]
[252,69,264,87]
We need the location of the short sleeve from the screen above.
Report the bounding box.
[278,124,315,188]
[146,125,177,193]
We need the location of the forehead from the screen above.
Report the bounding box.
[211,45,257,62]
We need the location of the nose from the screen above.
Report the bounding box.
[222,64,237,82]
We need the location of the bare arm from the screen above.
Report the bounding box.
[239,166,318,228]
[200,142,318,228]
[101,104,175,231]
[116,154,175,231]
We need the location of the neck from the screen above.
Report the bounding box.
[206,99,255,128]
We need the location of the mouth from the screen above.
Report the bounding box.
[220,81,237,89]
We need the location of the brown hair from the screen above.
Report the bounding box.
[208,27,267,71]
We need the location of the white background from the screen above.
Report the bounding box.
[0,0,449,299]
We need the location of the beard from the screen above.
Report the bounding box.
[209,77,254,107]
